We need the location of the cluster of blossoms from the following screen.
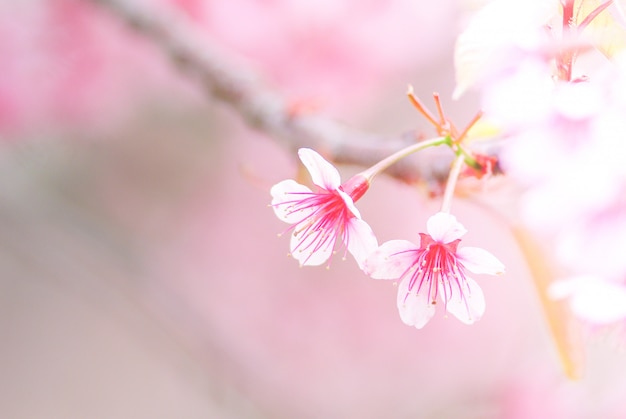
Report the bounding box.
[454,0,626,325]
[270,91,506,329]
[270,0,626,333]
[270,0,626,334]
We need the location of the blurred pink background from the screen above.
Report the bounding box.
[1,0,626,418]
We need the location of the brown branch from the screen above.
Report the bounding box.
[88,0,452,185]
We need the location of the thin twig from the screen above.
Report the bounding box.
[88,0,453,185]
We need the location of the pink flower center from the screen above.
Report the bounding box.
[401,234,471,307]
[281,189,355,262]
[275,175,370,265]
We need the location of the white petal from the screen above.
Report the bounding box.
[550,276,626,324]
[270,180,315,223]
[453,0,557,97]
[441,277,485,325]
[397,277,436,329]
[363,240,418,279]
[345,218,378,270]
[456,247,505,276]
[289,227,334,267]
[298,148,341,190]
[337,188,361,219]
[426,212,467,243]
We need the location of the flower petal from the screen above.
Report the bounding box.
[298,148,341,190]
[550,276,626,324]
[337,188,361,219]
[397,276,436,328]
[426,212,467,243]
[453,0,557,98]
[364,240,418,279]
[289,227,334,267]
[345,218,378,270]
[456,246,505,276]
[270,179,315,223]
[441,277,485,324]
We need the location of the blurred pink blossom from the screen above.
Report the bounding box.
[0,0,183,136]
[201,0,453,109]
[0,0,454,136]
[465,0,626,324]
[550,275,626,324]
[486,52,626,270]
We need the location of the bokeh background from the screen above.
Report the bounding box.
[2,0,626,418]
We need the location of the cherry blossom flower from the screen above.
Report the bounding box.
[364,212,504,328]
[271,148,377,268]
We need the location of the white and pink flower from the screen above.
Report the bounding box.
[271,148,378,268]
[365,212,504,328]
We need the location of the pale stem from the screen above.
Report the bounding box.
[440,154,465,214]
[511,226,584,379]
[360,136,448,181]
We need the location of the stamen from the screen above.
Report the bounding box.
[407,85,440,129]
[455,110,483,144]
[432,92,447,129]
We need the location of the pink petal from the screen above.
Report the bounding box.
[345,218,378,270]
[298,148,341,190]
[364,240,418,279]
[289,227,334,267]
[456,246,505,276]
[397,276,436,328]
[270,179,315,223]
[441,277,485,324]
[426,212,467,243]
